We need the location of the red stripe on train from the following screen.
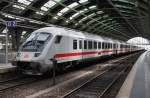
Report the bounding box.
[54,50,114,58]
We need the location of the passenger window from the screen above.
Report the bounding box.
[73,40,77,50]
[84,40,87,49]
[102,42,105,49]
[113,44,115,48]
[94,41,97,49]
[105,43,107,49]
[107,43,109,49]
[108,43,110,49]
[98,42,101,49]
[88,41,92,49]
[79,40,82,49]
[55,35,62,44]
[110,43,112,49]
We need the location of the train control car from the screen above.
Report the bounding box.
[12,26,141,75]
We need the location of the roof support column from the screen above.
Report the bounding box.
[9,27,22,51]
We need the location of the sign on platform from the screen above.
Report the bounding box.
[6,21,16,27]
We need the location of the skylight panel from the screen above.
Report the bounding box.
[60,8,69,13]
[88,13,95,17]
[69,8,88,20]
[53,16,58,20]
[45,1,56,8]
[87,20,95,24]
[18,0,32,5]
[66,20,69,23]
[41,1,56,12]
[36,11,44,15]
[79,13,95,23]
[79,0,88,3]
[79,17,87,23]
[89,6,96,9]
[97,11,103,14]
[41,0,61,12]
[22,31,27,35]
[56,3,79,17]
[103,15,109,18]
[13,5,25,10]
[57,12,62,16]
[56,1,88,17]
[15,0,33,11]
[41,7,48,12]
[75,23,78,26]
[70,12,80,20]
[69,2,78,8]
[4,15,15,19]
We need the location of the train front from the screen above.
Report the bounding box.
[12,31,52,75]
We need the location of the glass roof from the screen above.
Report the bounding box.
[78,13,96,23]
[0,0,142,41]
[13,5,25,10]
[68,6,97,21]
[56,1,90,17]
[12,0,34,12]
[41,0,62,12]
[18,0,33,5]
[79,0,88,3]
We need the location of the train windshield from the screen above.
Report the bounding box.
[20,32,51,52]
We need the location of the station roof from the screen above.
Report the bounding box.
[0,0,149,41]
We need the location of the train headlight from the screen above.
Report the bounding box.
[34,53,41,57]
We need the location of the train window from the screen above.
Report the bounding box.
[120,44,123,48]
[113,44,115,49]
[88,41,90,49]
[105,43,108,49]
[73,40,77,50]
[84,40,87,49]
[79,40,82,49]
[94,41,97,49]
[106,43,108,49]
[110,43,112,49]
[88,41,92,49]
[20,32,51,52]
[55,35,62,44]
[102,42,105,49]
[108,43,110,49]
[98,42,101,49]
[116,44,118,48]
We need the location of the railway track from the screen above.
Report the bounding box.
[61,62,131,98]
[0,75,42,91]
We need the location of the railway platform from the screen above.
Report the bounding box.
[0,63,16,74]
[116,51,150,98]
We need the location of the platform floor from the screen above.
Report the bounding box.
[0,63,16,74]
[116,51,150,98]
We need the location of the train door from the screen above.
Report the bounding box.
[79,39,83,60]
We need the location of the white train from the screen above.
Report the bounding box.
[12,26,141,75]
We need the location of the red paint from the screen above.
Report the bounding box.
[54,50,114,58]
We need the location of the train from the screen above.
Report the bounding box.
[11,26,141,75]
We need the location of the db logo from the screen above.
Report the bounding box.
[24,54,29,58]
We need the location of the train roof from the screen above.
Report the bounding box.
[34,27,126,43]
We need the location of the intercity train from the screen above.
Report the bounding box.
[12,26,141,75]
